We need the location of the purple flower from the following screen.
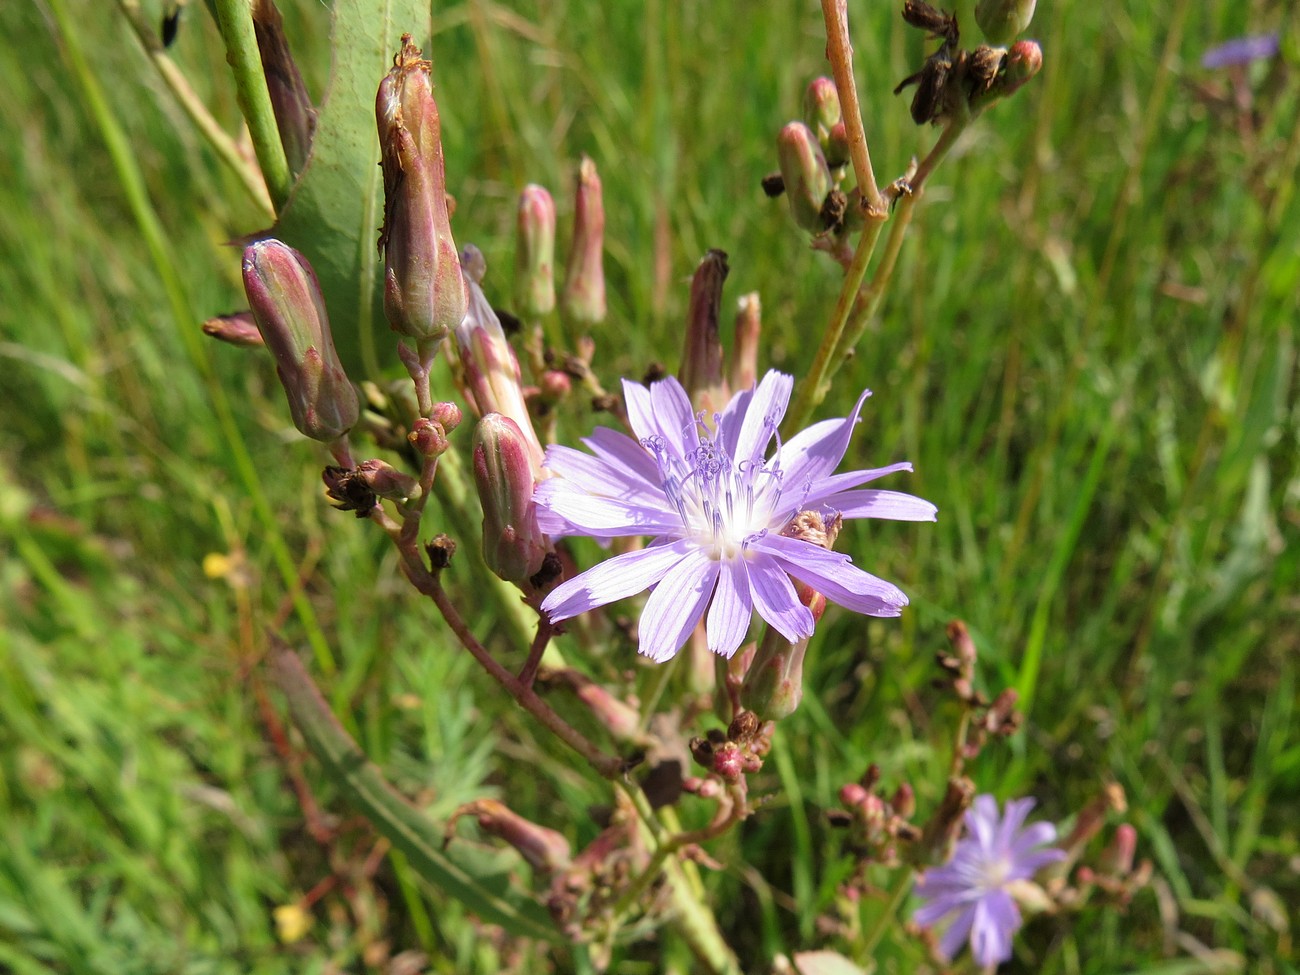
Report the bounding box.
[913,795,1066,967]
[1202,33,1280,70]
[534,370,936,662]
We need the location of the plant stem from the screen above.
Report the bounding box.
[114,1,275,219]
[786,220,883,432]
[212,0,291,210]
[401,553,623,778]
[860,867,914,959]
[820,0,883,215]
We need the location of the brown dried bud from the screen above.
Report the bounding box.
[679,249,729,410]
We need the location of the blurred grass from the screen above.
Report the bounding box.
[1,0,1297,973]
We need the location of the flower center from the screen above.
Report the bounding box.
[642,413,786,559]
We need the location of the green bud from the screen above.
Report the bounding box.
[678,249,729,411]
[242,239,358,442]
[975,0,1037,45]
[472,414,548,585]
[377,35,467,343]
[802,76,842,153]
[251,0,317,176]
[560,156,606,327]
[514,184,557,318]
[776,122,832,233]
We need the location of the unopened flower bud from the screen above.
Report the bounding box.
[543,669,642,743]
[242,239,358,442]
[560,156,606,326]
[839,783,869,808]
[251,0,317,175]
[514,184,557,318]
[377,35,467,342]
[741,575,826,721]
[355,459,419,502]
[824,120,851,169]
[447,799,570,875]
[429,400,462,434]
[473,414,548,584]
[728,292,761,392]
[1100,823,1137,876]
[891,782,916,819]
[679,249,729,410]
[776,122,832,233]
[975,0,1036,45]
[712,742,744,781]
[970,40,1044,116]
[408,416,450,457]
[454,253,546,470]
[202,311,264,347]
[800,75,842,144]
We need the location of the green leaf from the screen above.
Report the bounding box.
[270,647,561,943]
[274,0,431,375]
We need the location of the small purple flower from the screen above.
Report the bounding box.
[1202,33,1280,70]
[913,795,1066,968]
[534,370,936,662]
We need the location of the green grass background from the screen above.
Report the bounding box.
[1,0,1296,972]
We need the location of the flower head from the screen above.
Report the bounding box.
[535,371,936,662]
[913,795,1066,968]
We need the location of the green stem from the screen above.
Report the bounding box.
[859,868,914,959]
[786,220,884,433]
[51,0,336,677]
[270,647,561,942]
[114,0,274,218]
[212,0,291,210]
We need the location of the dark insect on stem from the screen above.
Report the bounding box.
[901,0,959,46]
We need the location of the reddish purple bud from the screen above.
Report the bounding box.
[473,414,548,584]
[839,783,869,808]
[242,239,358,442]
[202,311,264,347]
[428,400,462,434]
[251,0,317,176]
[679,249,729,411]
[776,122,832,233]
[712,742,744,781]
[449,799,571,875]
[560,157,606,326]
[408,416,450,458]
[1100,823,1138,876]
[514,184,557,318]
[355,459,419,502]
[377,36,467,342]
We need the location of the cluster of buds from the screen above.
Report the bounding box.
[828,765,922,867]
[936,620,1023,758]
[1044,785,1152,910]
[688,710,771,785]
[450,247,556,591]
[547,817,649,948]
[376,35,467,345]
[763,77,861,262]
[895,1,1043,127]
[242,239,359,444]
